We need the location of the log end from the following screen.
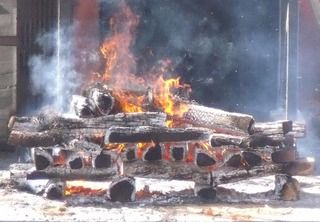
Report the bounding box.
[274,174,300,201]
[195,151,216,167]
[194,184,216,200]
[109,177,136,202]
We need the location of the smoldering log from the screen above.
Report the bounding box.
[179,103,255,135]
[142,143,162,161]
[105,126,211,144]
[123,160,210,183]
[194,183,217,200]
[274,174,300,201]
[209,133,295,148]
[71,95,97,118]
[34,149,53,170]
[43,180,65,200]
[210,164,284,186]
[27,167,117,181]
[86,85,115,116]
[195,150,216,167]
[108,177,136,202]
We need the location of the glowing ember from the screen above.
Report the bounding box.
[64,181,106,196]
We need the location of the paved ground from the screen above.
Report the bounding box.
[1,150,320,221]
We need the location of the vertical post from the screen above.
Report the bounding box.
[278,0,299,120]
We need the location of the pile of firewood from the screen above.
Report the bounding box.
[7,83,313,201]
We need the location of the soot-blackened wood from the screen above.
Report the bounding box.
[71,95,97,118]
[123,160,210,183]
[210,164,284,186]
[180,103,255,135]
[85,85,115,116]
[194,183,217,200]
[27,167,117,181]
[108,177,136,202]
[224,151,262,168]
[105,126,211,144]
[43,180,65,200]
[67,153,84,169]
[209,133,294,148]
[195,150,216,167]
[274,174,300,201]
[34,149,53,170]
[170,146,185,161]
[92,151,113,169]
[143,144,162,161]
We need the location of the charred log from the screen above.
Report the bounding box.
[170,146,185,161]
[34,149,53,170]
[27,167,117,181]
[92,151,112,169]
[274,174,300,201]
[108,177,136,202]
[195,150,216,167]
[143,143,162,161]
[254,120,293,135]
[225,153,242,168]
[194,183,216,200]
[86,85,115,116]
[43,180,65,200]
[242,151,262,167]
[105,126,211,144]
[70,95,96,118]
[67,154,84,169]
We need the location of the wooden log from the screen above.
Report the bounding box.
[142,143,162,161]
[179,103,255,135]
[8,112,167,147]
[85,84,115,116]
[224,151,262,168]
[34,149,53,170]
[105,126,211,144]
[271,149,297,163]
[70,95,97,118]
[9,112,167,132]
[108,177,136,202]
[92,151,113,169]
[210,164,284,186]
[254,120,293,135]
[67,153,84,169]
[123,160,210,183]
[195,149,216,167]
[43,180,65,200]
[27,167,117,181]
[209,133,294,148]
[274,174,300,201]
[170,146,186,161]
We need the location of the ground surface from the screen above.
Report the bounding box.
[0,151,320,222]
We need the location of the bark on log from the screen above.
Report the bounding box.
[105,126,211,144]
[179,103,255,135]
[210,164,284,186]
[123,160,210,183]
[85,85,115,116]
[8,112,167,147]
[27,167,117,181]
[209,133,294,148]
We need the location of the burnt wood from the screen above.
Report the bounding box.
[283,157,315,176]
[34,149,53,170]
[43,180,65,200]
[108,177,136,202]
[274,174,300,201]
[143,144,162,161]
[105,126,211,144]
[86,85,115,116]
[195,151,216,167]
[194,183,217,200]
[170,146,185,161]
[8,112,167,147]
[92,151,112,169]
[27,167,117,181]
[71,95,97,118]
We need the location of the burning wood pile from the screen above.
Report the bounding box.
[7,2,314,203]
[7,80,312,202]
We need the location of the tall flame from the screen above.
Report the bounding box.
[92,1,189,125]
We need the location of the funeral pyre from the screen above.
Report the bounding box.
[7,2,314,202]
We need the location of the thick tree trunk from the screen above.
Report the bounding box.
[105,126,211,144]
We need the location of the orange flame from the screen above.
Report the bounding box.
[91,1,190,125]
